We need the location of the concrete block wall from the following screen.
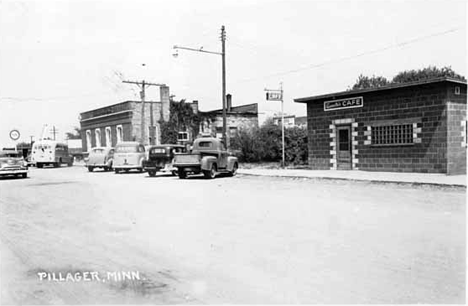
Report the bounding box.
[446,83,467,174]
[306,82,463,173]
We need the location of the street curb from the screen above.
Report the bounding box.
[237,172,467,188]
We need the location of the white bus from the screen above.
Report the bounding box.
[31,140,74,168]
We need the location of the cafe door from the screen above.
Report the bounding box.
[336,125,352,170]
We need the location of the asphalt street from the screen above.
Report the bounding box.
[0,166,465,304]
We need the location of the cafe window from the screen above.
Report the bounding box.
[371,124,413,145]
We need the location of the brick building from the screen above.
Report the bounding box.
[80,89,258,152]
[294,77,467,174]
[198,94,259,142]
[80,86,170,152]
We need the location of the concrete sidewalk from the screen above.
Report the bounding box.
[238,168,467,187]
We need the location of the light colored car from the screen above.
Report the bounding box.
[86,147,114,172]
[113,142,146,173]
[0,150,28,178]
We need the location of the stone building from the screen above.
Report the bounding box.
[198,94,259,143]
[294,77,466,174]
[80,86,170,152]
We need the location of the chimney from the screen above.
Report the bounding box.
[191,100,199,114]
[226,94,232,112]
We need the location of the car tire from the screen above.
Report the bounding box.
[178,169,187,179]
[148,170,156,177]
[37,163,43,168]
[114,169,120,174]
[228,162,238,177]
[88,166,94,172]
[171,170,178,176]
[21,173,27,178]
[203,164,216,179]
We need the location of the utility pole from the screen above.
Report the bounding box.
[221,25,227,147]
[122,80,166,145]
[52,125,58,141]
[173,25,228,147]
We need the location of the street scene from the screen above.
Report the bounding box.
[0,0,467,305]
[0,166,465,304]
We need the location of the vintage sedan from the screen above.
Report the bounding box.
[85,147,114,172]
[113,142,146,173]
[143,144,186,177]
[0,150,28,178]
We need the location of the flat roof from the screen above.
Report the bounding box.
[294,77,467,103]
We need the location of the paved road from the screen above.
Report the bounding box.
[0,166,465,304]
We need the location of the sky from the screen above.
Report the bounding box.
[0,0,466,145]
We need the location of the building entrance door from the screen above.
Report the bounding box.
[336,125,352,170]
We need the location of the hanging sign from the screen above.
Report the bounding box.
[266,92,283,101]
[324,96,363,111]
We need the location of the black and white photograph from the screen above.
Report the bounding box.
[0,0,466,304]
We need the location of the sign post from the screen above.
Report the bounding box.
[265,83,285,168]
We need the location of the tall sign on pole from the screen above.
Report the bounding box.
[265,83,285,168]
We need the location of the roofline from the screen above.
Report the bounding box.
[294,77,467,103]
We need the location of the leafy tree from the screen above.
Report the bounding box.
[65,127,81,140]
[350,74,390,90]
[159,99,201,144]
[392,66,466,84]
[350,66,466,90]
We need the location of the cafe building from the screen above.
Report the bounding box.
[294,77,467,174]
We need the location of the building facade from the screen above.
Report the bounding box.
[80,86,170,152]
[294,77,467,174]
[272,114,307,128]
[196,94,258,143]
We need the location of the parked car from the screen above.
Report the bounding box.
[143,144,186,177]
[0,150,28,178]
[173,136,238,179]
[113,142,146,173]
[86,147,114,172]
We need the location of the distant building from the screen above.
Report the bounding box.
[80,88,258,151]
[198,94,259,143]
[295,77,467,174]
[272,114,307,128]
[79,86,170,152]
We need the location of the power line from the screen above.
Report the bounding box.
[233,26,462,84]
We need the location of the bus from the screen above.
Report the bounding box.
[31,140,74,168]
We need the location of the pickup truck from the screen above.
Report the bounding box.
[173,136,238,179]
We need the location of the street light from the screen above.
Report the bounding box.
[172,25,227,147]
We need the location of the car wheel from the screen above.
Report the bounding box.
[148,170,156,177]
[21,173,27,178]
[203,164,216,179]
[178,169,187,179]
[114,169,120,174]
[37,163,43,168]
[229,162,238,177]
[171,170,178,176]
[88,166,94,172]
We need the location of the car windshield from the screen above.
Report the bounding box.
[198,142,212,148]
[0,152,21,158]
[151,148,166,154]
[116,146,138,153]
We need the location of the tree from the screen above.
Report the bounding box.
[350,74,390,90]
[349,66,466,90]
[392,66,466,84]
[159,99,201,144]
[66,127,81,140]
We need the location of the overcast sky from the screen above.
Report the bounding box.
[0,0,466,145]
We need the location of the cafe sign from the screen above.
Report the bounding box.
[324,96,363,111]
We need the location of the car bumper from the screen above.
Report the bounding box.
[85,163,108,168]
[114,165,142,169]
[0,168,28,175]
